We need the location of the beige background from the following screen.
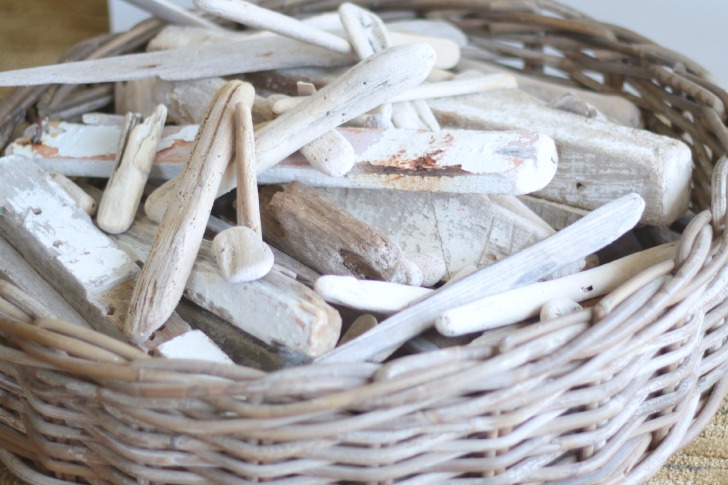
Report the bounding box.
[0,0,727,483]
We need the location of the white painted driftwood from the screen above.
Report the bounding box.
[114,214,341,357]
[435,242,677,336]
[155,329,234,363]
[0,156,192,352]
[317,193,645,363]
[429,89,693,225]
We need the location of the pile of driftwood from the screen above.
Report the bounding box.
[0,0,694,369]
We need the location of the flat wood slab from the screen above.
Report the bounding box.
[429,89,693,225]
[10,122,558,195]
[314,187,583,280]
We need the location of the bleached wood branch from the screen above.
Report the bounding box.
[435,242,677,336]
[121,0,222,30]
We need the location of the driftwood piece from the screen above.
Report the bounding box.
[175,299,311,370]
[123,0,222,30]
[0,35,352,86]
[317,193,645,363]
[456,58,643,128]
[194,0,353,55]
[315,275,431,313]
[17,123,558,197]
[211,98,275,283]
[126,81,249,344]
[98,105,167,234]
[260,182,409,284]
[48,173,97,216]
[154,329,234,363]
[436,242,677,336]
[429,89,693,225]
[314,187,583,280]
[0,156,190,350]
[113,213,341,357]
[0,236,90,328]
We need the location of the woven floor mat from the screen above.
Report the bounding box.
[0,0,727,483]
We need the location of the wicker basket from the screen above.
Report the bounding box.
[1,0,728,483]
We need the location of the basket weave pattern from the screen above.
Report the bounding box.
[1,1,728,483]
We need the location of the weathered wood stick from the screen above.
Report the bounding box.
[314,187,582,280]
[11,121,557,197]
[435,242,677,336]
[456,58,643,128]
[315,275,431,313]
[194,0,353,55]
[97,105,167,234]
[260,182,410,283]
[0,236,90,328]
[114,213,342,357]
[122,0,222,30]
[0,156,190,350]
[0,35,352,86]
[540,298,583,322]
[125,81,248,344]
[49,173,97,216]
[316,193,645,363]
[387,19,468,47]
[429,89,693,225]
[212,97,275,283]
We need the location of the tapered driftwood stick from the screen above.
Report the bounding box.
[126,81,248,344]
[290,83,356,177]
[435,242,677,336]
[49,173,97,216]
[122,0,222,30]
[260,182,409,284]
[98,105,167,234]
[315,275,431,313]
[212,97,275,283]
[430,89,692,225]
[0,35,351,86]
[339,314,378,346]
[194,0,353,55]
[518,195,591,230]
[317,193,645,363]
